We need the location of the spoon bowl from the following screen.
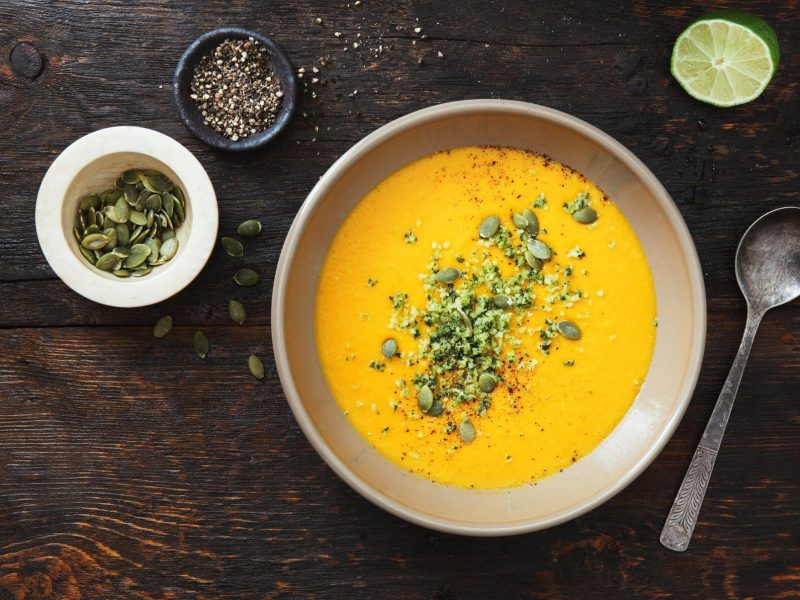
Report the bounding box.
[735,206,800,312]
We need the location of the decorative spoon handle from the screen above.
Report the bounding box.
[660,309,763,552]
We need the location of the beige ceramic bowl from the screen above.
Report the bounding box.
[273,100,706,535]
[36,126,217,307]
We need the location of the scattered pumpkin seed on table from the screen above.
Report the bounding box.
[234,268,260,286]
[193,331,210,358]
[237,219,262,237]
[248,354,265,380]
[73,168,186,278]
[153,315,173,338]
[228,299,247,324]
[221,236,244,257]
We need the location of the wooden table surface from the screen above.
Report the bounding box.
[1,1,798,598]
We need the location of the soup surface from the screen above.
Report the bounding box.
[316,146,656,489]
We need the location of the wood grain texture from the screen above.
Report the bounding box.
[0,0,798,598]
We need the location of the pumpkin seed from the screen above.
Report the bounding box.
[133,266,152,277]
[221,236,244,257]
[125,250,149,269]
[573,206,598,224]
[162,192,174,217]
[193,331,210,358]
[112,269,131,277]
[102,227,117,250]
[159,237,179,260]
[114,197,130,223]
[129,210,147,226]
[161,229,175,242]
[123,185,137,206]
[122,169,141,185]
[145,194,162,212]
[79,246,97,264]
[79,194,100,211]
[556,320,582,340]
[234,268,259,286]
[478,373,497,393]
[86,206,97,227]
[381,338,398,358]
[527,239,552,260]
[493,294,511,308]
[146,173,172,193]
[418,385,434,412]
[248,354,265,379]
[145,238,161,264]
[84,224,101,235]
[434,267,460,283]
[115,223,130,247]
[426,399,445,416]
[81,233,109,250]
[524,251,543,271]
[512,212,528,229]
[112,247,131,258]
[523,209,539,236]
[95,252,119,271]
[459,418,476,444]
[478,215,500,238]
[153,315,173,338]
[228,299,247,324]
[237,219,262,237]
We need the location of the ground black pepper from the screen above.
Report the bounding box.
[190,37,283,141]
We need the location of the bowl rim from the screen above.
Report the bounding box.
[272,99,707,535]
[35,125,218,308]
[172,27,298,152]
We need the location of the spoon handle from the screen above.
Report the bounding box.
[660,309,763,552]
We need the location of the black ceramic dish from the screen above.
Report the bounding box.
[173,28,298,152]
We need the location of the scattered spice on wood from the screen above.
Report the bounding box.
[190,37,283,141]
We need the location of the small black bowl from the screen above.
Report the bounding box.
[173,27,298,152]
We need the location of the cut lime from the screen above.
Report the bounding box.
[671,9,779,107]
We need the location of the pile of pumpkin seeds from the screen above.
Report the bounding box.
[74,169,186,278]
[373,191,596,446]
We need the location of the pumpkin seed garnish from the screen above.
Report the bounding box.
[478,215,500,239]
[237,219,262,237]
[556,320,582,340]
[434,267,460,283]
[221,236,244,257]
[74,168,186,277]
[524,251,543,271]
[248,354,265,380]
[492,294,511,308]
[234,268,260,286]
[418,385,434,412]
[522,208,539,236]
[573,206,598,224]
[153,315,173,338]
[512,212,528,229]
[228,299,247,324]
[426,399,445,417]
[193,331,210,358]
[459,418,476,444]
[381,338,398,358]
[478,373,497,393]
[527,239,552,260]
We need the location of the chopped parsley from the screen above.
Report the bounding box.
[532,192,547,208]
[404,229,418,244]
[563,192,590,214]
[367,277,378,286]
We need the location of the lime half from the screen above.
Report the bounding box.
[671,9,779,107]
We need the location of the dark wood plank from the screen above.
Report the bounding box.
[0,0,798,598]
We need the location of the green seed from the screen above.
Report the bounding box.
[478,373,497,393]
[523,208,539,236]
[79,246,97,264]
[133,266,152,277]
[115,197,130,222]
[159,237,179,260]
[478,215,500,239]
[102,227,117,250]
[381,338,398,358]
[145,238,161,264]
[556,320,582,340]
[122,170,141,185]
[221,236,244,257]
[228,299,247,324]
[153,315,173,338]
[248,354,265,380]
[94,252,119,271]
[512,212,528,229]
[84,224,101,235]
[145,194,162,212]
[459,418,476,444]
[527,239,552,260]
[234,268,260,286]
[79,194,100,211]
[524,251,543,270]
[81,233,109,250]
[427,399,445,417]
[112,269,131,277]
[237,219,262,237]
[573,206,598,224]
[124,250,148,269]
[434,268,460,283]
[493,294,511,308]
[112,247,131,258]
[418,385,434,412]
[115,223,130,247]
[193,331,210,358]
[129,210,147,226]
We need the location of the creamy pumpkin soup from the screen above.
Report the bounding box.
[316,146,656,489]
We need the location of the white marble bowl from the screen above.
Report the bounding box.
[36,126,218,307]
[273,100,707,535]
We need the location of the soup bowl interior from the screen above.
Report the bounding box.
[273,100,706,535]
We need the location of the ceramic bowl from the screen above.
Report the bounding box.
[272,100,706,535]
[36,126,218,307]
[173,27,298,151]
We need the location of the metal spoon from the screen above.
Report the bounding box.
[660,206,800,552]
